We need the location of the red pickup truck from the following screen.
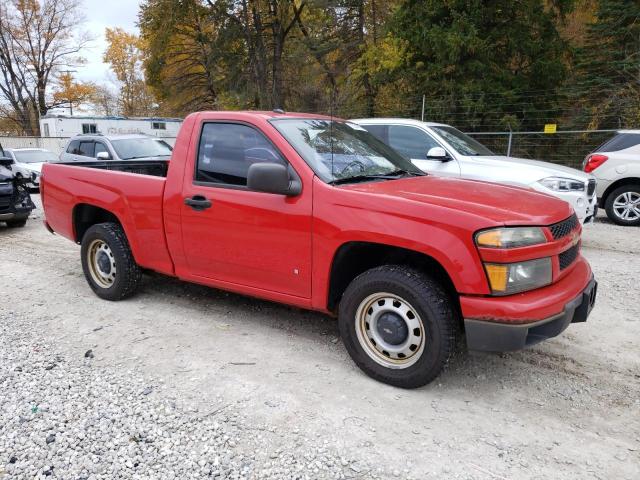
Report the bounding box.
[41,111,597,388]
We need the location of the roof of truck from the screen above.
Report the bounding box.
[194,110,336,120]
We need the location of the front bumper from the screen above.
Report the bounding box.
[0,211,30,221]
[464,276,597,351]
[554,190,598,224]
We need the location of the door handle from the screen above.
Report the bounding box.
[184,195,212,210]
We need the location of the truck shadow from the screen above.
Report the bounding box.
[143,271,341,344]
[140,271,597,394]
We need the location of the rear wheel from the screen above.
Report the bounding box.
[605,185,640,226]
[80,222,142,300]
[338,265,458,388]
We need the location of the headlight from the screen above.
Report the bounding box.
[539,177,585,191]
[475,227,546,249]
[484,258,552,295]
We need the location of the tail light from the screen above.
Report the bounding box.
[584,154,608,173]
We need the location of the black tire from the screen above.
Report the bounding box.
[338,265,458,389]
[80,222,142,300]
[6,219,27,228]
[604,185,640,226]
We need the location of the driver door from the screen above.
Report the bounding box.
[179,122,313,299]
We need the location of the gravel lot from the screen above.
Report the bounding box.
[1,195,639,479]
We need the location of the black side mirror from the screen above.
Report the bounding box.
[247,162,301,196]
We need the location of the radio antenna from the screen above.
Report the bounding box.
[330,86,335,179]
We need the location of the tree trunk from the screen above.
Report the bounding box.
[358,1,375,117]
[250,2,269,108]
[271,32,284,110]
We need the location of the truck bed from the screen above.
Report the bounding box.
[41,161,174,275]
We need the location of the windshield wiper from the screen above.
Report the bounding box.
[330,169,425,185]
[386,169,426,177]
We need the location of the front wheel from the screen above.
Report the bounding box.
[605,185,640,226]
[80,222,142,300]
[338,265,458,388]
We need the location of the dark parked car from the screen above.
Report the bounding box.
[0,144,35,228]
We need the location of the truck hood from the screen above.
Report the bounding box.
[467,155,592,185]
[343,175,573,226]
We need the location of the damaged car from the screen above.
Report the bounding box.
[0,144,35,228]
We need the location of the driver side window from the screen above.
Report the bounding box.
[196,123,286,187]
[388,126,440,160]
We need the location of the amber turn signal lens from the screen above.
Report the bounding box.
[475,227,547,249]
[476,230,503,248]
[484,264,508,292]
[483,258,552,295]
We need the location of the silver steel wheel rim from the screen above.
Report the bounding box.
[87,239,116,288]
[613,192,640,221]
[355,292,426,369]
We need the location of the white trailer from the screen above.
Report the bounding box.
[39,115,182,139]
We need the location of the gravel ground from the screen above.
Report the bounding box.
[0,196,639,479]
[0,312,368,480]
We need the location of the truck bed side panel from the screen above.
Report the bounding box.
[42,164,174,275]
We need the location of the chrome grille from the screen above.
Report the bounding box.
[587,179,596,197]
[559,243,580,270]
[549,214,579,240]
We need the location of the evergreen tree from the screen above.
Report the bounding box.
[574,0,640,129]
[390,0,573,131]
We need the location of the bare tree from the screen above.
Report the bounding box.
[0,0,90,134]
[90,84,120,117]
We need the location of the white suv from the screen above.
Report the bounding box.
[352,119,598,224]
[584,130,640,226]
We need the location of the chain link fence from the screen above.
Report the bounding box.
[465,130,617,169]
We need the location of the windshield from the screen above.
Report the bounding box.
[110,138,173,160]
[13,150,57,163]
[271,119,422,183]
[431,126,494,156]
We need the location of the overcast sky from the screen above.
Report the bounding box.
[75,0,143,85]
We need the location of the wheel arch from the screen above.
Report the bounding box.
[327,241,460,316]
[72,203,123,243]
[600,177,640,207]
